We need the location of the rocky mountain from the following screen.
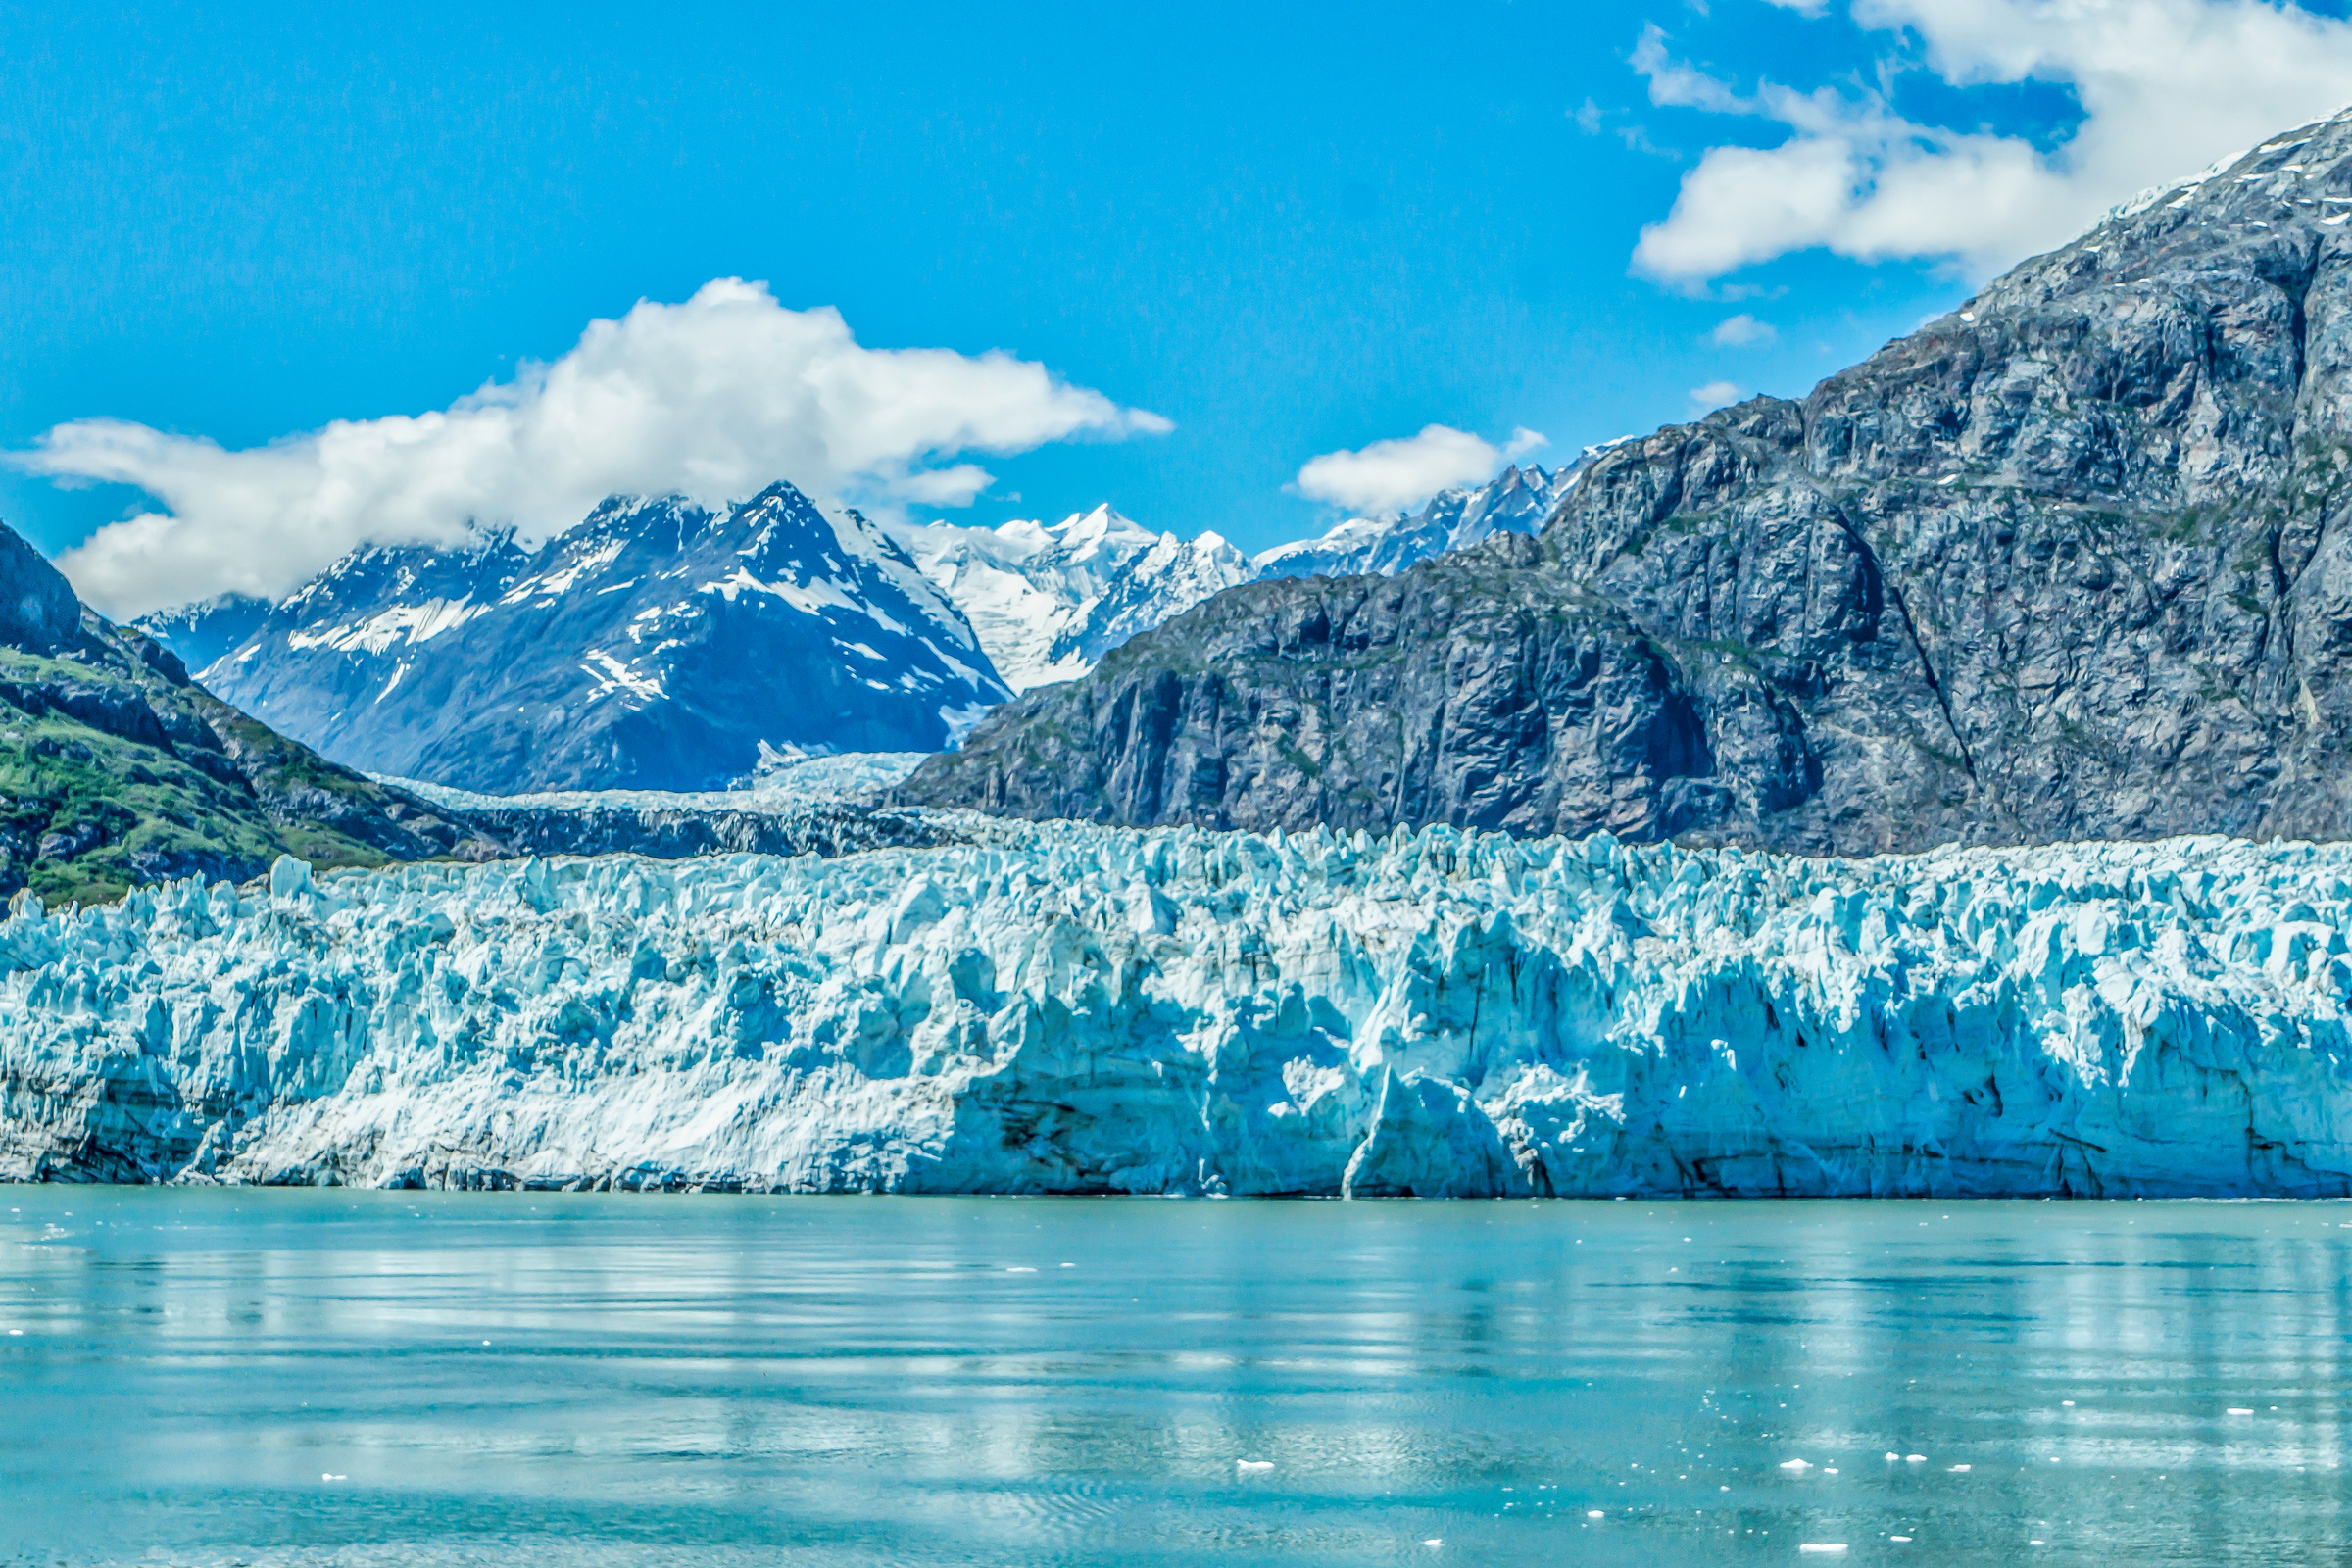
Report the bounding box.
[8,824,2348,1196]
[1252,461,1587,582]
[0,518,500,905]
[142,483,1011,796]
[897,505,1254,692]
[904,110,2352,855]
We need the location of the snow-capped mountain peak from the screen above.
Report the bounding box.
[895,505,1251,692]
[139,480,1010,793]
[898,459,1610,694]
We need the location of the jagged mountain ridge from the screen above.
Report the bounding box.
[902,109,2352,854]
[0,518,501,904]
[1251,459,1589,582]
[144,483,1011,796]
[894,505,1255,692]
[897,465,1582,694]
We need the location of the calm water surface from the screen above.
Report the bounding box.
[3,1192,2349,1564]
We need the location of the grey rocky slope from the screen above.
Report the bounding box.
[141,483,1010,795]
[905,111,2352,855]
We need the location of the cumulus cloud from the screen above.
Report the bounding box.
[1631,1,2352,283]
[1294,425,1547,514]
[1689,380,1742,415]
[1712,313,1778,346]
[19,279,1172,616]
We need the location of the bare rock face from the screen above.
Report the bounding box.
[906,112,2352,855]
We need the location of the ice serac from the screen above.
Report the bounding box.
[140,483,1010,794]
[907,110,2352,853]
[7,823,2352,1199]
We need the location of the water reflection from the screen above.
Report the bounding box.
[3,1195,2349,1563]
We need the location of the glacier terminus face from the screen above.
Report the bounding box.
[5,821,2351,1198]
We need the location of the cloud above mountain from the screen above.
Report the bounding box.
[1632,0,2352,283]
[1294,425,1546,515]
[19,279,1171,616]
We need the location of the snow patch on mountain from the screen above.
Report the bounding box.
[9,824,2352,1197]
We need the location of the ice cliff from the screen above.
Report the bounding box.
[5,823,2351,1197]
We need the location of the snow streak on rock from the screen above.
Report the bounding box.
[5,825,2350,1197]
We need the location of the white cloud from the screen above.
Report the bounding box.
[1630,1,2352,283]
[1712,313,1779,346]
[1294,425,1548,514]
[1689,380,1742,415]
[19,278,1172,616]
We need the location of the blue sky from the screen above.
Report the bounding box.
[9,0,2352,613]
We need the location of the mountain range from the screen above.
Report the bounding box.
[895,463,1587,694]
[136,465,1585,791]
[903,110,2352,855]
[143,483,1009,796]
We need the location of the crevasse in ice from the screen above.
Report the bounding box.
[4,820,2350,1196]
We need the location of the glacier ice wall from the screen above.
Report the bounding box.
[5,822,2352,1197]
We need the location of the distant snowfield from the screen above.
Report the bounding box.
[378,750,931,816]
[8,822,2352,1198]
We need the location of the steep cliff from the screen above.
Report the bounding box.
[905,112,2352,855]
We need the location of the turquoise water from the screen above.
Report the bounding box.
[3,1194,2350,1564]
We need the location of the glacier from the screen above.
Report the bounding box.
[6,822,2352,1197]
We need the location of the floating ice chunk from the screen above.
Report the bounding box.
[1799,1547,1848,1555]
[1587,1510,1604,1519]
[1948,1464,1971,1472]
[1780,1458,1813,1472]
[2228,1407,2254,1415]
[1005,1266,1037,1273]
[1885,1452,1900,1461]
[1890,1539,1913,1544]
[1423,1540,1443,1547]
[1236,1459,1273,1472]
[1905,1454,1926,1463]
